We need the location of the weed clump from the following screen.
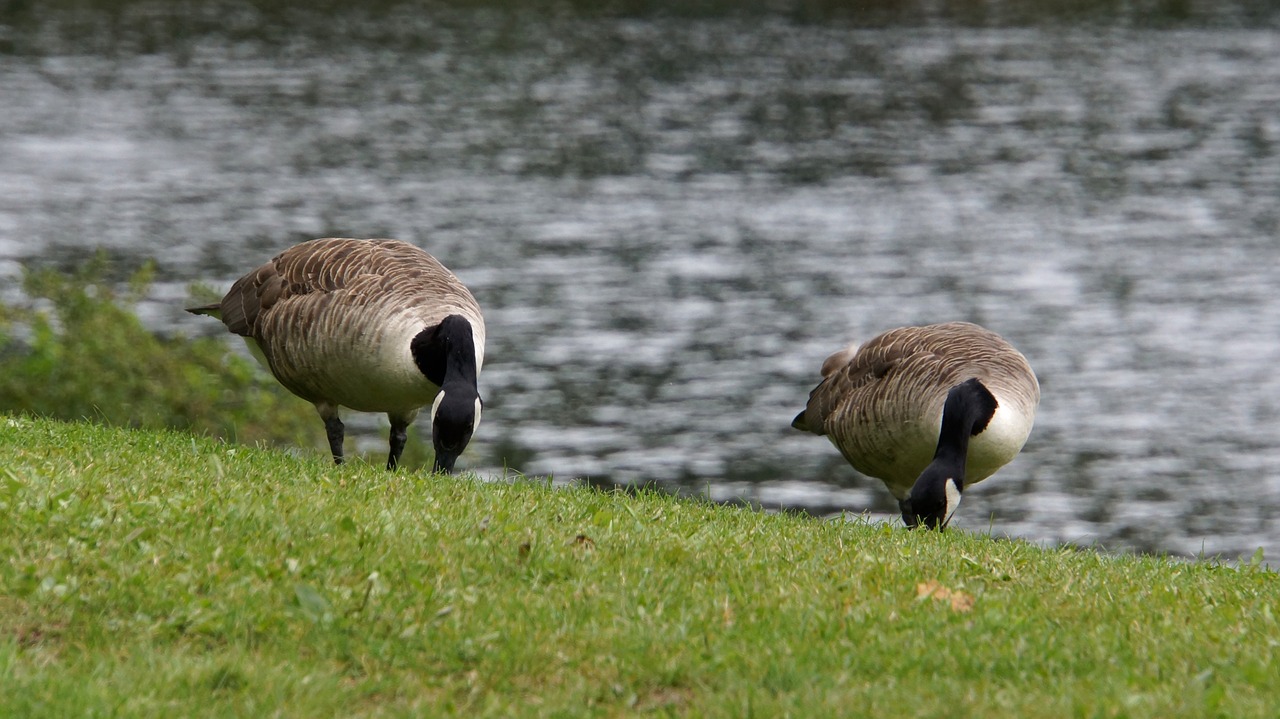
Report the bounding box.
[0,254,316,449]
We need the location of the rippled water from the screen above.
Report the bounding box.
[3,6,1279,557]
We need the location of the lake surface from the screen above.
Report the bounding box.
[3,5,1279,558]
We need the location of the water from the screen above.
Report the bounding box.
[3,5,1279,558]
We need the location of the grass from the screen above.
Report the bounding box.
[1,416,1278,717]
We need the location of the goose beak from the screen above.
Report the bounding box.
[432,451,458,474]
[900,500,924,529]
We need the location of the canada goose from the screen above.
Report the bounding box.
[188,238,485,473]
[792,322,1038,529]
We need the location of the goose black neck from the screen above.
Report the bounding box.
[928,377,999,484]
[411,315,478,391]
[903,378,999,528]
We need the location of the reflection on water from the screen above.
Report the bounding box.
[2,5,1279,558]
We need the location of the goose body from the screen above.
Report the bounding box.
[188,238,485,472]
[792,322,1038,528]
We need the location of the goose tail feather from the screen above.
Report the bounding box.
[185,303,222,319]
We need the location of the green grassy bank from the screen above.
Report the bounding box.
[1,416,1277,717]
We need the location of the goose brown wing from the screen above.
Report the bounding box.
[214,238,478,339]
[215,260,284,338]
[808,330,931,429]
[797,328,920,436]
[802,322,1034,433]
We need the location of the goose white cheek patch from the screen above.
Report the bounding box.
[472,398,483,435]
[943,479,962,527]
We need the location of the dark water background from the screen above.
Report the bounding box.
[3,2,1280,558]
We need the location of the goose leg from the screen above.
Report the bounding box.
[324,414,345,465]
[315,404,344,465]
[387,420,409,471]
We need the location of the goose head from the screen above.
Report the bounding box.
[412,314,482,474]
[430,387,481,473]
[901,472,963,530]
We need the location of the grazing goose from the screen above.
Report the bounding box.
[188,238,485,473]
[792,322,1038,529]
